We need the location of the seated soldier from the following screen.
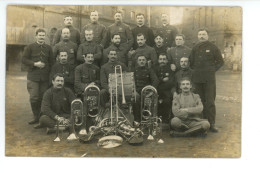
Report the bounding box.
[174,57,193,94]
[74,52,100,97]
[100,49,128,108]
[133,55,159,122]
[50,51,75,92]
[36,73,76,135]
[154,53,175,124]
[170,77,210,137]
[74,52,100,134]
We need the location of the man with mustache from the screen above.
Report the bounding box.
[53,16,80,46]
[153,34,168,59]
[77,29,102,67]
[50,51,75,92]
[170,77,210,137]
[102,33,129,66]
[74,52,100,97]
[80,10,107,48]
[131,13,154,50]
[100,50,128,108]
[53,28,78,67]
[175,57,193,94]
[131,33,157,70]
[106,11,133,51]
[22,28,53,126]
[154,53,175,124]
[189,28,224,132]
[167,34,191,72]
[155,13,178,49]
[36,73,76,133]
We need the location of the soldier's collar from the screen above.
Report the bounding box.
[36,41,46,47]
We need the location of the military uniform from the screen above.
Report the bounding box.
[154,64,175,123]
[22,42,53,123]
[100,61,128,107]
[167,45,191,71]
[74,63,100,95]
[189,41,224,126]
[106,22,133,50]
[132,44,158,69]
[80,22,107,47]
[53,26,80,46]
[53,40,78,66]
[174,68,193,94]
[39,87,76,128]
[171,92,210,136]
[102,43,129,66]
[155,24,178,48]
[131,25,155,50]
[154,45,168,59]
[50,62,75,92]
[77,41,102,66]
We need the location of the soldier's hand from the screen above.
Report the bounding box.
[162,77,169,82]
[129,49,135,55]
[63,118,70,126]
[173,92,178,98]
[170,64,176,71]
[34,61,45,68]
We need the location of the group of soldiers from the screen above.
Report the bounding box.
[22,10,224,138]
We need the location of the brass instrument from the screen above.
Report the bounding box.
[140,85,164,143]
[67,99,83,141]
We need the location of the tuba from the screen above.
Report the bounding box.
[140,86,164,143]
[67,99,84,141]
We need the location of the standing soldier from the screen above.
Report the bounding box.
[50,51,75,92]
[153,34,167,59]
[53,16,80,46]
[53,28,78,66]
[102,33,129,66]
[80,10,107,48]
[167,34,191,72]
[22,28,53,126]
[156,13,178,49]
[131,13,154,50]
[106,11,133,51]
[189,28,224,132]
[77,29,102,66]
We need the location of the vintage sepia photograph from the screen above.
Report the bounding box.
[5,4,242,158]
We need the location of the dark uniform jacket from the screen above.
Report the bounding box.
[41,87,76,119]
[133,44,158,68]
[132,25,155,50]
[106,22,133,50]
[174,68,193,93]
[155,24,178,48]
[154,45,168,59]
[77,41,102,65]
[102,43,129,65]
[22,42,53,82]
[100,61,128,91]
[133,66,159,94]
[53,40,78,66]
[74,63,100,95]
[53,26,80,46]
[80,22,107,47]
[154,64,175,94]
[189,41,224,83]
[50,62,75,90]
[167,45,191,71]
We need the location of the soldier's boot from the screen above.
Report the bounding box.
[170,125,205,137]
[28,101,41,125]
[209,124,219,133]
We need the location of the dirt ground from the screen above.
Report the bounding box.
[5,70,241,158]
